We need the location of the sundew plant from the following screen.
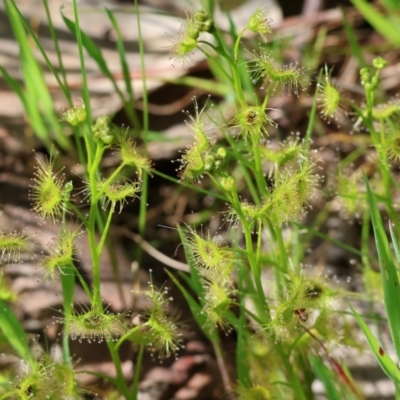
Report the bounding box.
[1,0,400,399]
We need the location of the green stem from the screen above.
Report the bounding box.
[229,188,270,321]
[100,163,125,195]
[71,265,92,301]
[209,27,245,103]
[60,182,74,366]
[72,0,92,125]
[88,145,105,310]
[97,202,115,255]
[131,344,145,398]
[108,341,130,399]
[197,46,234,84]
[212,339,235,400]
[68,203,89,229]
[234,28,246,63]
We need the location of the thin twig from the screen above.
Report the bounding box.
[117,227,190,273]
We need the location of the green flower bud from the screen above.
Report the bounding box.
[194,9,213,33]
[220,176,235,192]
[247,6,272,40]
[216,147,226,160]
[203,152,215,171]
[92,115,115,145]
[61,103,86,126]
[360,68,370,87]
[372,56,387,70]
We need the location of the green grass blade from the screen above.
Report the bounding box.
[365,177,400,359]
[165,269,217,342]
[305,69,322,149]
[61,10,127,117]
[43,0,70,96]
[59,265,75,365]
[236,261,251,388]
[342,8,366,68]
[350,303,400,384]
[311,356,342,400]
[350,0,400,45]
[389,222,400,264]
[105,8,140,130]
[0,299,34,367]
[65,0,92,125]
[0,66,27,108]
[5,0,70,150]
[9,2,72,104]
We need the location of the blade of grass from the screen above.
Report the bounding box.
[236,260,252,388]
[305,70,322,149]
[350,303,400,384]
[43,0,70,99]
[389,222,400,264]
[0,299,34,367]
[165,269,217,342]
[311,356,342,400]
[350,0,400,45]
[65,0,92,125]
[5,0,70,150]
[105,8,140,130]
[342,8,366,68]
[365,176,400,359]
[8,1,87,164]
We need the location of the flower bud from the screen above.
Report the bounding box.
[194,9,213,33]
[220,176,235,192]
[203,152,215,171]
[216,147,226,160]
[372,56,387,70]
[61,103,86,126]
[247,6,272,40]
[92,115,115,145]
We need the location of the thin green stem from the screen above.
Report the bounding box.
[71,265,92,301]
[197,46,234,84]
[97,202,115,255]
[99,163,125,197]
[72,0,92,125]
[229,188,270,321]
[108,342,130,398]
[234,28,246,63]
[87,145,105,309]
[212,339,235,400]
[131,344,145,398]
[68,203,89,229]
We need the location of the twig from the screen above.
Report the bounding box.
[117,227,190,273]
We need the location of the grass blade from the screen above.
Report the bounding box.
[350,303,400,384]
[0,299,34,367]
[5,0,70,150]
[105,8,140,130]
[350,0,400,45]
[365,176,400,359]
[165,269,217,342]
[61,10,127,120]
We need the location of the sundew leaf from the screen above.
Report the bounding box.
[0,299,34,367]
[365,177,400,360]
[350,303,400,385]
